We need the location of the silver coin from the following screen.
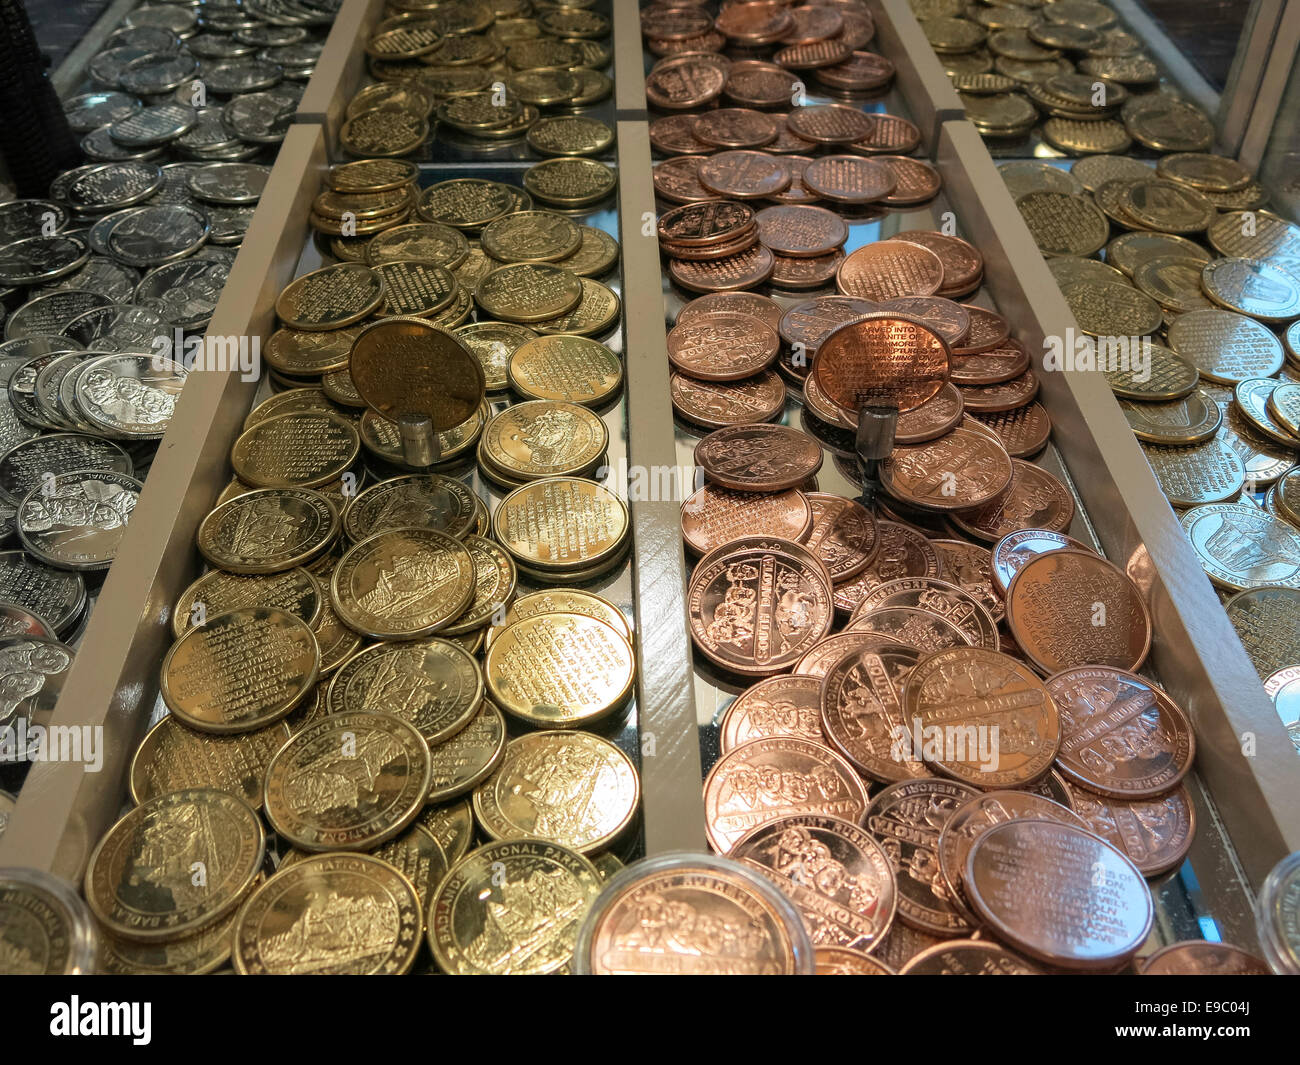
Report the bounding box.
[63,92,142,135]
[35,257,140,303]
[174,108,243,154]
[87,208,140,257]
[50,165,107,205]
[145,163,200,207]
[67,161,164,212]
[187,32,258,60]
[88,45,153,88]
[0,384,40,454]
[0,433,133,506]
[81,125,165,163]
[0,550,86,637]
[5,291,113,342]
[221,88,295,143]
[74,353,188,438]
[107,102,198,148]
[106,204,210,267]
[0,337,83,376]
[198,58,284,94]
[104,25,179,53]
[8,355,71,431]
[235,24,308,47]
[119,51,198,95]
[0,236,91,287]
[33,353,97,430]
[58,359,108,433]
[0,636,76,731]
[134,256,230,330]
[124,5,198,36]
[64,304,170,353]
[0,600,56,639]
[203,202,256,245]
[264,41,323,68]
[0,201,67,245]
[17,470,142,571]
[186,161,270,204]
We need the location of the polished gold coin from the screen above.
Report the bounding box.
[481,209,582,263]
[417,178,518,229]
[419,799,475,864]
[473,730,640,853]
[443,535,517,635]
[524,158,617,207]
[1224,586,1300,679]
[243,388,335,428]
[328,158,420,193]
[372,258,459,317]
[1275,467,1300,527]
[366,222,469,269]
[428,838,601,975]
[129,716,291,809]
[481,399,608,479]
[1120,389,1221,444]
[454,320,538,391]
[197,487,339,574]
[526,115,615,157]
[1015,190,1109,257]
[498,589,630,643]
[339,107,428,157]
[85,788,264,942]
[507,334,622,407]
[428,699,507,802]
[556,225,619,278]
[1156,152,1251,193]
[264,326,360,376]
[1061,279,1162,338]
[314,184,414,222]
[486,612,634,726]
[436,90,525,132]
[326,638,483,744]
[230,410,360,490]
[507,68,579,106]
[345,84,433,120]
[322,369,364,407]
[310,599,364,677]
[263,710,431,851]
[172,567,322,639]
[340,473,477,543]
[331,527,475,639]
[474,262,583,322]
[1121,179,1216,233]
[493,476,629,571]
[372,822,448,914]
[275,263,385,331]
[100,900,245,975]
[232,853,422,974]
[161,607,320,734]
[530,277,621,337]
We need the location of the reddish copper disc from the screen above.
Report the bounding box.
[831,520,942,614]
[765,156,819,204]
[804,492,878,580]
[663,227,759,261]
[652,156,714,204]
[641,5,713,41]
[658,200,756,247]
[645,53,729,110]
[956,370,1039,412]
[880,425,1014,511]
[812,312,950,413]
[1070,783,1195,877]
[678,291,782,333]
[874,156,942,205]
[801,155,897,204]
[892,231,985,296]
[930,538,1004,623]
[723,61,801,108]
[681,484,812,554]
[876,297,970,347]
[648,114,713,155]
[815,50,896,92]
[952,305,1012,354]
[1045,666,1194,799]
[781,5,844,45]
[770,249,845,289]
[779,295,878,353]
[666,311,779,380]
[698,150,792,199]
[670,369,786,428]
[845,115,922,156]
[720,673,826,753]
[646,29,727,57]
[688,536,834,676]
[669,243,776,292]
[818,640,926,782]
[948,339,1029,385]
[754,205,847,257]
[895,382,965,444]
[693,108,779,149]
[775,39,852,69]
[715,1,794,45]
[1007,550,1152,674]
[951,459,1074,543]
[973,403,1052,458]
[1139,939,1268,975]
[786,103,878,144]
[695,423,824,491]
[763,117,820,155]
[836,241,945,302]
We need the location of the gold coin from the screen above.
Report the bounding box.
[275,263,385,331]
[569,67,614,107]
[311,207,406,237]
[359,403,486,468]
[1224,586,1300,678]
[473,730,640,853]
[486,612,634,726]
[507,334,622,407]
[492,476,628,571]
[443,535,517,635]
[327,637,484,743]
[230,410,360,490]
[1015,190,1109,256]
[313,184,414,221]
[1213,388,1297,487]
[428,283,475,328]
[264,711,431,851]
[1048,255,1128,289]
[523,157,617,207]
[1042,117,1132,155]
[454,320,538,391]
[1156,152,1251,193]
[322,369,365,407]
[161,607,320,734]
[592,852,624,881]
[339,108,428,157]
[101,899,245,975]
[85,788,264,942]
[1274,467,1300,527]
[525,115,615,157]
[372,258,459,317]
[530,276,621,337]
[1123,96,1213,152]
[232,853,422,974]
[1068,153,1152,192]
[264,326,360,376]
[310,599,364,676]
[1208,210,1300,270]
[372,822,448,914]
[328,158,421,193]
[243,388,335,428]
[173,566,322,639]
[366,221,469,269]
[436,90,525,132]
[427,699,507,802]
[556,224,618,278]
[499,588,630,643]
[419,799,475,863]
[481,209,582,263]
[474,262,583,322]
[481,399,608,479]
[453,241,495,290]
[507,68,579,106]
[1142,439,1246,506]
[417,178,518,229]
[331,527,476,639]
[1120,389,1221,444]
[427,838,601,975]
[129,716,291,809]
[197,488,339,573]
[341,472,477,542]
[345,84,433,120]
[1122,179,1216,233]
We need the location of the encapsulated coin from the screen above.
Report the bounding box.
[1071,783,1195,877]
[85,788,264,942]
[473,730,639,853]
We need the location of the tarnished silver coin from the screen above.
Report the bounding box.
[18,471,141,570]
[74,353,188,438]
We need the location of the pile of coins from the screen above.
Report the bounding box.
[910,0,1216,155]
[339,0,614,159]
[1005,155,1300,750]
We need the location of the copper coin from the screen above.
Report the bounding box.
[876,297,970,347]
[866,777,981,935]
[732,814,897,952]
[641,5,713,41]
[667,311,779,381]
[670,369,786,428]
[956,371,1039,413]
[950,458,1075,543]
[768,155,821,204]
[693,108,779,149]
[836,241,945,302]
[782,5,845,45]
[770,250,846,289]
[991,528,1095,594]
[902,647,1061,788]
[847,606,972,654]
[937,790,1086,924]
[1138,940,1269,975]
[703,737,868,853]
[658,200,756,247]
[896,383,965,444]
[715,1,794,44]
[880,425,1014,511]
[899,939,1043,974]
[816,51,896,93]
[681,484,812,555]
[779,295,878,354]
[930,539,1004,623]
[964,819,1153,970]
[669,244,776,293]
[645,53,728,110]
[875,156,942,205]
[648,114,713,155]
[678,291,783,334]
[793,627,920,679]
[893,231,984,297]
[652,156,714,204]
[819,640,926,782]
[786,103,878,145]
[1007,550,1151,674]
[973,403,1052,458]
[721,674,826,753]
[952,305,1012,355]
[846,117,923,157]
[804,492,878,581]
[801,155,897,204]
[775,39,852,70]
[663,227,760,262]
[723,61,801,109]
[764,119,820,155]
[695,423,824,491]
[688,536,834,676]
[698,151,792,199]
[816,947,896,974]
[814,313,950,414]
[850,577,999,650]
[1070,782,1195,877]
[1045,666,1195,799]
[832,520,942,615]
[949,339,1029,385]
[754,205,847,257]
[800,372,855,430]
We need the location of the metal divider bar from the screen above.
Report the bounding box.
[871,0,966,156]
[294,0,387,146]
